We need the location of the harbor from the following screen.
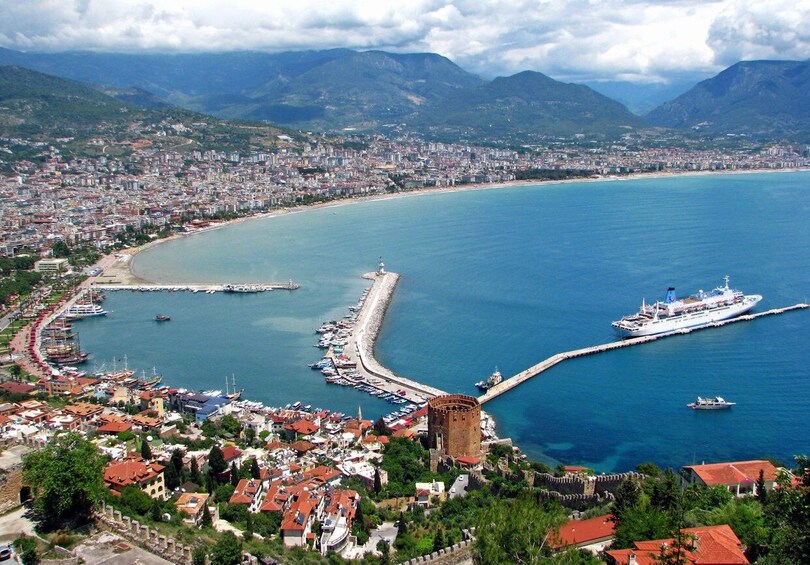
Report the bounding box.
[306,266,447,424]
[478,302,809,405]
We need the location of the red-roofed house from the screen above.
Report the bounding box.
[97,421,133,435]
[221,445,243,464]
[229,478,264,513]
[283,418,320,440]
[281,491,324,547]
[104,455,167,500]
[0,382,37,396]
[606,524,749,565]
[682,460,779,497]
[551,514,615,553]
[302,465,342,488]
[319,489,359,554]
[175,492,210,526]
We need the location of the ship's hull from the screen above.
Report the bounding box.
[612,295,762,337]
[689,403,734,410]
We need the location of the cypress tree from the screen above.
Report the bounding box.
[250,458,261,480]
[230,462,239,486]
[201,503,213,528]
[433,527,444,552]
[374,467,382,494]
[140,438,152,460]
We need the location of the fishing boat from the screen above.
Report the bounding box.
[154,315,171,321]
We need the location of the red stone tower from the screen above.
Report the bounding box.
[427,394,481,459]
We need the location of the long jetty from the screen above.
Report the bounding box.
[89,282,299,292]
[479,303,809,404]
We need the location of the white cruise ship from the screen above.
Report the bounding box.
[612,276,762,337]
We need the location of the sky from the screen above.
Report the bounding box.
[1,0,809,83]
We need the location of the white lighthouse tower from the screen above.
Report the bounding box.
[377,257,386,275]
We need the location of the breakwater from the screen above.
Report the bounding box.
[479,303,809,405]
[350,272,447,401]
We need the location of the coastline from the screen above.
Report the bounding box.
[109,166,809,285]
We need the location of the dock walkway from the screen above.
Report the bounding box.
[90,282,299,292]
[479,303,809,404]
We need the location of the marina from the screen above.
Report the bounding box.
[308,267,446,409]
[479,303,809,405]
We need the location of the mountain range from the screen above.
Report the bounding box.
[1,47,809,142]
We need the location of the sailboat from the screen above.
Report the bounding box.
[225,374,243,400]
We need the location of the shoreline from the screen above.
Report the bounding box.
[106,166,809,285]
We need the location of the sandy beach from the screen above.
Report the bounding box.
[97,166,807,285]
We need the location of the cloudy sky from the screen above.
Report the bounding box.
[1,0,808,83]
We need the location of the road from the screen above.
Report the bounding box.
[449,474,470,499]
[343,520,398,559]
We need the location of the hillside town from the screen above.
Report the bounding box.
[0,124,808,565]
[2,127,809,255]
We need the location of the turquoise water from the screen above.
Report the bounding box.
[76,172,810,472]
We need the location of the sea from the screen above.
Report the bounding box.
[75,171,810,473]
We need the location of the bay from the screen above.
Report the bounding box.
[76,171,810,472]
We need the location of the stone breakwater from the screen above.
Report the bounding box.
[354,272,446,399]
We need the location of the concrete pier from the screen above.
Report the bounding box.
[90,282,299,292]
[341,272,446,402]
[479,303,809,404]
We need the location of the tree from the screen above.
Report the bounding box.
[191,544,208,565]
[210,531,242,565]
[150,498,162,522]
[13,535,38,565]
[244,512,254,541]
[230,462,239,486]
[243,426,256,446]
[760,455,810,565]
[201,503,213,528]
[120,485,153,515]
[250,457,260,480]
[140,438,152,461]
[374,466,382,494]
[756,469,768,504]
[208,445,227,476]
[474,495,567,564]
[189,456,202,484]
[433,527,445,552]
[22,431,106,530]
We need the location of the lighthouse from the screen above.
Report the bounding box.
[377,257,386,275]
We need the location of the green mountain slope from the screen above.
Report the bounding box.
[646,60,810,139]
[412,71,643,141]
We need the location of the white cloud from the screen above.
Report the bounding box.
[708,0,810,66]
[0,0,808,82]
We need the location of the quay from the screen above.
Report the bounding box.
[479,303,809,405]
[89,282,300,292]
[327,271,447,405]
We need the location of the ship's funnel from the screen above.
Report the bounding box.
[665,287,677,303]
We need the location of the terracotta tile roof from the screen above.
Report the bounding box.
[683,460,778,486]
[302,465,341,483]
[221,445,242,462]
[0,382,36,395]
[64,402,103,418]
[289,440,316,454]
[551,514,615,548]
[104,456,165,489]
[175,492,209,517]
[229,479,262,505]
[97,421,133,434]
[607,525,748,565]
[285,419,319,435]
